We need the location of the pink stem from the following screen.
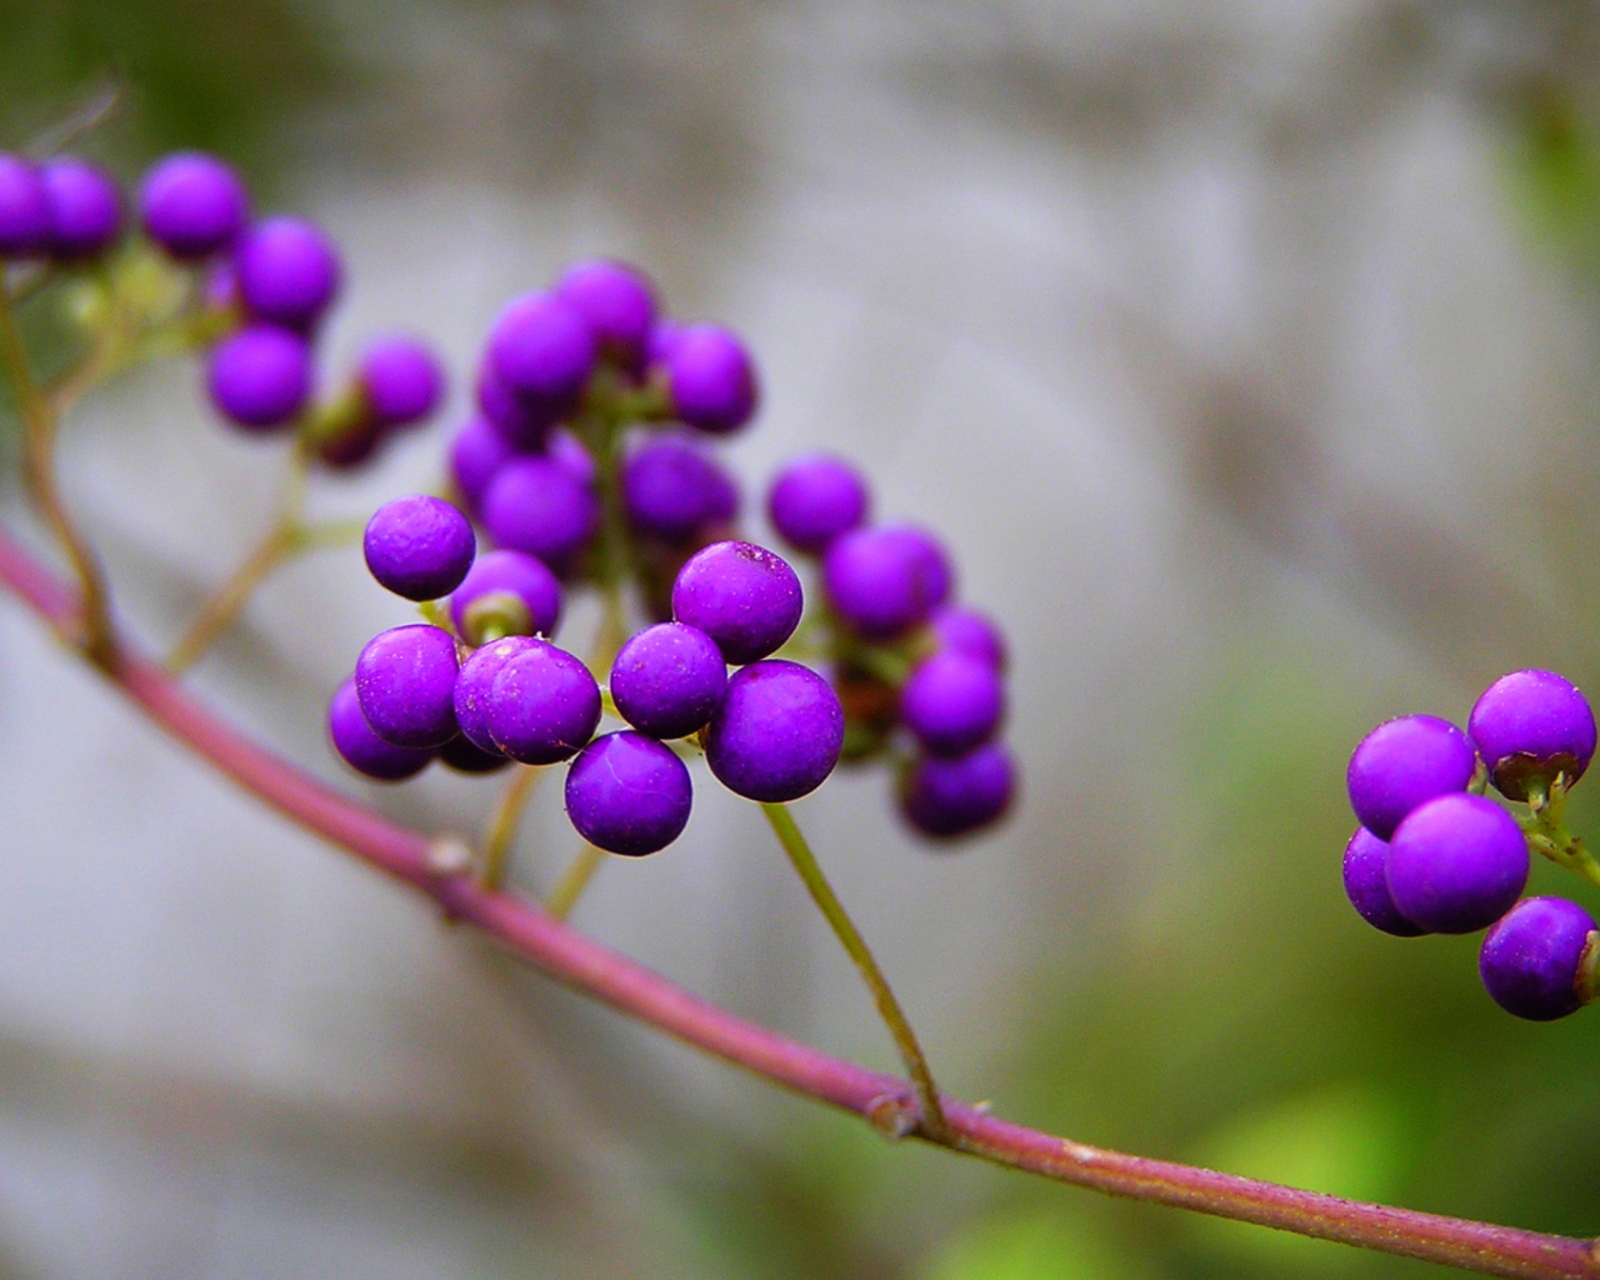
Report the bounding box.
[0,523,1594,1280]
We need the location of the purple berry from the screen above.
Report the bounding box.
[1386,793,1529,934]
[565,731,693,856]
[900,742,1016,839]
[477,361,554,451]
[1342,827,1428,937]
[363,495,476,602]
[138,152,248,259]
[1469,669,1598,802]
[486,291,596,415]
[438,733,513,775]
[623,435,740,542]
[900,651,1005,757]
[354,624,461,750]
[671,540,803,665]
[1346,714,1477,842]
[449,416,514,515]
[205,323,313,430]
[482,456,600,570]
[327,677,434,781]
[610,622,728,739]
[0,156,52,258]
[928,604,1008,672]
[482,639,601,765]
[359,335,443,428]
[449,549,564,645]
[767,453,869,553]
[39,157,122,260]
[705,660,844,802]
[547,427,598,487]
[1480,896,1599,1021]
[823,524,953,640]
[665,323,758,434]
[453,636,531,754]
[556,259,658,369]
[234,216,340,330]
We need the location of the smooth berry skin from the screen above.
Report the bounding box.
[477,361,553,451]
[363,495,476,602]
[138,152,248,259]
[565,731,693,856]
[354,624,461,750]
[234,216,340,330]
[1346,714,1477,842]
[1342,827,1428,937]
[483,640,601,765]
[1480,897,1598,1021]
[205,323,313,430]
[39,157,122,259]
[900,651,1005,758]
[482,456,600,570]
[610,622,728,739]
[1469,670,1598,802]
[486,291,596,415]
[666,324,758,434]
[900,742,1015,839]
[0,156,52,257]
[623,435,739,542]
[671,541,804,666]
[767,453,869,554]
[823,524,953,640]
[449,549,564,644]
[556,259,657,368]
[360,335,443,428]
[1386,793,1529,935]
[449,416,514,515]
[327,677,434,781]
[452,636,531,754]
[928,604,1008,672]
[438,733,513,775]
[705,660,844,802]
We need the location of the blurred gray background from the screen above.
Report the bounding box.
[3,1,1600,1276]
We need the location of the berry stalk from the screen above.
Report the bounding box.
[545,842,605,921]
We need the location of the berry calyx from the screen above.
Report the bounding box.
[1346,714,1477,842]
[1469,669,1597,802]
[450,549,564,645]
[565,731,694,856]
[362,495,476,602]
[1385,793,1528,934]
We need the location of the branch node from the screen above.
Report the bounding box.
[427,835,474,881]
[866,1093,918,1141]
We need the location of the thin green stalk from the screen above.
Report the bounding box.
[1522,777,1600,893]
[546,843,605,922]
[761,801,949,1139]
[481,765,544,892]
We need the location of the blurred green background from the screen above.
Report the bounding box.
[3,1,1600,1277]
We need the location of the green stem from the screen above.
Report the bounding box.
[481,765,544,892]
[761,801,949,1139]
[546,843,606,922]
[1522,778,1600,893]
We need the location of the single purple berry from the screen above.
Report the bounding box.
[449,549,564,645]
[354,624,461,750]
[1386,793,1529,934]
[1346,714,1477,842]
[823,524,953,640]
[39,157,122,260]
[1469,669,1598,802]
[359,335,443,428]
[233,216,341,330]
[623,435,740,542]
[438,733,513,775]
[483,639,601,765]
[705,660,844,802]
[453,636,531,754]
[327,677,434,781]
[900,651,1005,758]
[481,456,600,570]
[477,360,554,451]
[556,259,658,369]
[610,622,728,739]
[449,416,514,515]
[0,156,52,258]
[486,291,596,415]
[206,323,313,430]
[565,731,693,856]
[671,540,803,665]
[1480,896,1599,1021]
[767,453,869,553]
[928,604,1008,672]
[900,742,1016,839]
[665,323,758,434]
[363,495,476,602]
[1342,827,1428,937]
[138,152,248,259]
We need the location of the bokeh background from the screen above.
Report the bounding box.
[2,1,1600,1276]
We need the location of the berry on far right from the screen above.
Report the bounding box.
[1468,669,1597,802]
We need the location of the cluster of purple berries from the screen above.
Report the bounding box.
[1343,669,1600,1020]
[330,492,844,856]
